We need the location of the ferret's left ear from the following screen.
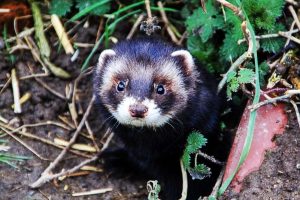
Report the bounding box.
[171,50,195,76]
[96,49,116,72]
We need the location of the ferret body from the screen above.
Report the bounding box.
[94,38,223,199]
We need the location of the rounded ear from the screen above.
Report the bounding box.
[96,49,116,72]
[171,50,195,76]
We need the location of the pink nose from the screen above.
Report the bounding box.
[129,104,148,118]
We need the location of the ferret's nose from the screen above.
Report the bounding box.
[129,104,148,118]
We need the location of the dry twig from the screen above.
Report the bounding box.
[179,159,188,200]
[288,6,300,31]
[31,130,114,188]
[11,68,22,113]
[72,188,113,197]
[249,90,300,110]
[157,1,179,44]
[279,31,300,45]
[216,0,243,19]
[30,96,96,188]
[127,14,145,40]
[0,121,90,158]
[290,100,300,129]
[1,127,48,160]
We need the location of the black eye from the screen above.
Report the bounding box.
[117,81,126,92]
[156,84,165,95]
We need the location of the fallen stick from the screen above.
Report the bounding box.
[11,68,21,113]
[30,96,96,188]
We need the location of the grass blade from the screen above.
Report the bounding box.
[217,0,261,196]
[70,0,111,21]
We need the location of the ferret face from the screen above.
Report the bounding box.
[94,44,197,128]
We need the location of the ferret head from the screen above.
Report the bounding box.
[94,39,199,128]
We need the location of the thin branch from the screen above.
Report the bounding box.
[0,76,11,96]
[26,63,67,100]
[72,188,113,197]
[0,121,90,158]
[238,29,299,44]
[85,121,100,152]
[1,127,48,160]
[285,0,299,6]
[288,6,300,31]
[284,21,296,47]
[11,68,22,113]
[157,1,179,44]
[127,14,145,40]
[279,31,300,45]
[216,0,244,19]
[217,51,250,93]
[9,121,72,134]
[249,90,300,111]
[31,130,114,189]
[290,100,300,129]
[206,167,225,199]
[145,0,152,18]
[179,159,188,200]
[30,96,95,188]
[198,151,224,166]
[218,19,257,93]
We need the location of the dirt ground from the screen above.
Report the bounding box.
[0,20,299,200]
[222,110,300,200]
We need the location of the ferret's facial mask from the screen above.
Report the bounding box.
[95,49,196,128]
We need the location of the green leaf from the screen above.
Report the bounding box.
[218,0,261,195]
[227,71,237,81]
[188,164,211,180]
[185,0,224,42]
[76,0,110,16]
[186,131,207,154]
[50,0,73,16]
[246,61,269,86]
[226,71,239,99]
[147,180,161,200]
[243,0,285,31]
[260,24,285,53]
[220,10,247,61]
[261,37,285,53]
[182,149,191,170]
[238,68,255,83]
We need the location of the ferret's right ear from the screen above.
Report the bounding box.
[171,50,195,76]
[96,49,116,72]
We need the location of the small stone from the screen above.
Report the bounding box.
[296,163,300,169]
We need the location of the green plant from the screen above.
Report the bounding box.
[218,0,261,196]
[147,180,161,200]
[185,0,286,94]
[226,68,255,99]
[182,131,211,180]
[2,24,16,64]
[0,139,31,168]
[50,0,111,17]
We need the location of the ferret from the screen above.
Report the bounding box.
[93,37,224,200]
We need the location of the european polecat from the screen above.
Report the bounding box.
[93,38,223,200]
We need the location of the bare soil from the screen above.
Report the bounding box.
[222,110,300,200]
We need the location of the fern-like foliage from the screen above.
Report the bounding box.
[75,0,110,15]
[50,0,73,16]
[186,0,224,42]
[222,0,286,60]
[50,0,110,17]
[182,131,211,180]
[226,68,255,99]
[147,180,161,200]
